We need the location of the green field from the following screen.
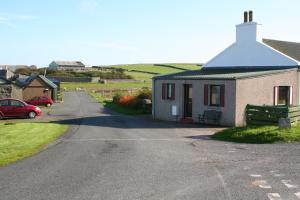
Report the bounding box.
[0,123,67,166]
[110,63,200,80]
[62,81,151,91]
[212,125,300,144]
[124,71,153,80]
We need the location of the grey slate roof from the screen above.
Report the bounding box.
[153,68,298,80]
[16,75,57,89]
[263,39,300,62]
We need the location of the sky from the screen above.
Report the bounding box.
[0,0,299,67]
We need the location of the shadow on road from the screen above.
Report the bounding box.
[49,115,222,130]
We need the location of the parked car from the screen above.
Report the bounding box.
[25,96,53,107]
[0,99,42,119]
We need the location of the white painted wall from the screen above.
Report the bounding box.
[204,21,299,68]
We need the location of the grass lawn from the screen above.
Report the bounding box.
[212,125,300,144]
[61,81,151,91]
[0,123,68,166]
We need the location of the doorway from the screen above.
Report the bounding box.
[184,84,193,118]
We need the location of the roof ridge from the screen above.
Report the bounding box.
[263,38,300,45]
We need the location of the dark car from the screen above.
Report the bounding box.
[0,98,42,119]
[26,96,53,107]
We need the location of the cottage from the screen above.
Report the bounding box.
[17,75,58,101]
[0,77,23,99]
[49,61,85,71]
[152,11,300,126]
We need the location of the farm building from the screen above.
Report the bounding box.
[152,11,300,126]
[49,61,85,71]
[16,75,58,101]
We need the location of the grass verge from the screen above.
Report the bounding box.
[212,125,300,144]
[0,122,68,167]
[104,101,145,115]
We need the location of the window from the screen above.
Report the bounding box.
[0,100,9,106]
[275,86,292,106]
[162,83,175,100]
[10,100,24,107]
[278,86,289,105]
[204,84,225,107]
[210,85,221,106]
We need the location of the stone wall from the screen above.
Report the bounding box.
[0,85,13,98]
[0,85,23,99]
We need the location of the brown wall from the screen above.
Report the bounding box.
[22,78,52,101]
[235,70,299,126]
[153,79,237,126]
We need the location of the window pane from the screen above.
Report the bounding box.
[211,86,221,105]
[10,100,23,107]
[0,100,9,106]
[168,84,172,99]
[189,87,192,99]
[278,86,289,105]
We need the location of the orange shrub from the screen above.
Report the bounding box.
[117,95,135,106]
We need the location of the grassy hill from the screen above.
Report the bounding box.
[109,63,201,80]
[62,63,201,91]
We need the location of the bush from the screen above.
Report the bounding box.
[136,88,152,100]
[113,93,124,104]
[118,95,135,106]
[112,89,152,114]
[129,98,143,109]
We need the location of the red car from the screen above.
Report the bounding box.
[0,98,42,119]
[26,96,53,107]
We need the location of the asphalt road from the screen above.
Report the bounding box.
[0,92,299,200]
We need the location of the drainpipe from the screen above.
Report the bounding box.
[152,78,156,119]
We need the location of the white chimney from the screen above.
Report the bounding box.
[204,11,299,68]
[236,11,262,43]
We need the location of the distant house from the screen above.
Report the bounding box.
[49,61,85,71]
[16,75,58,101]
[0,65,34,72]
[0,77,23,99]
[152,11,300,126]
[0,68,14,80]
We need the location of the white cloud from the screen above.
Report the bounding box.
[79,0,99,12]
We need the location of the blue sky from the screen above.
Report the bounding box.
[0,0,299,67]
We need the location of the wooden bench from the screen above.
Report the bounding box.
[198,110,222,124]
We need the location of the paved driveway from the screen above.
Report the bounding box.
[0,92,299,200]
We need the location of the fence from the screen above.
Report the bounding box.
[246,104,300,125]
